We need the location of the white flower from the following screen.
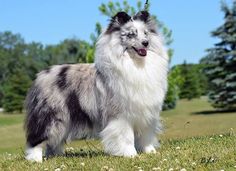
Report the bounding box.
[180,168,187,171]
[176,146,181,150]
[210,137,213,140]
[61,164,66,169]
[169,168,174,171]
[80,162,85,166]
[44,168,48,171]
[175,159,180,163]
[152,167,161,170]
[55,168,61,171]
[192,162,196,166]
[219,134,223,137]
[66,147,75,152]
[101,166,109,170]
[210,158,215,162]
[163,158,167,162]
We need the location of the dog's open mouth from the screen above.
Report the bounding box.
[132,47,147,57]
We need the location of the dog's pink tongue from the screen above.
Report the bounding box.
[138,49,147,57]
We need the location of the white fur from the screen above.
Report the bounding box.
[101,119,137,157]
[25,13,168,161]
[96,19,168,156]
[25,145,43,163]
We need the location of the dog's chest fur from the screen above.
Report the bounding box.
[107,51,168,128]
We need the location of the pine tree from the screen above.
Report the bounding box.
[2,68,32,113]
[162,66,183,110]
[195,64,209,96]
[179,62,201,100]
[202,1,236,109]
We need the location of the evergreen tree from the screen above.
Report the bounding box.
[179,61,201,100]
[163,66,183,110]
[23,42,46,80]
[0,31,26,106]
[194,64,209,95]
[2,68,32,113]
[201,1,236,109]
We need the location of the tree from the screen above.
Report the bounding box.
[0,31,26,106]
[201,1,236,109]
[163,66,183,110]
[0,32,25,82]
[23,42,46,80]
[194,64,209,96]
[179,61,201,100]
[2,68,32,113]
[168,62,209,102]
[164,62,208,108]
[44,38,93,65]
[0,30,94,112]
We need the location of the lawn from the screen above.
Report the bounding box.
[161,97,236,139]
[0,98,235,171]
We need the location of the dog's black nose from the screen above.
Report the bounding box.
[142,41,149,47]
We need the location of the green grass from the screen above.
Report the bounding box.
[162,97,236,139]
[0,98,236,170]
[0,113,24,127]
[0,134,235,171]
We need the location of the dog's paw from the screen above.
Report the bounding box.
[25,146,43,163]
[143,145,156,154]
[25,155,43,163]
[107,145,137,157]
[122,146,138,157]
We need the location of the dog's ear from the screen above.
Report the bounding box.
[114,12,131,25]
[134,11,157,34]
[106,12,131,34]
[133,11,150,23]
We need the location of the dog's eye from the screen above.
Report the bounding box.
[144,31,148,35]
[127,33,136,38]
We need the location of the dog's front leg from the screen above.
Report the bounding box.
[135,126,159,154]
[100,118,137,157]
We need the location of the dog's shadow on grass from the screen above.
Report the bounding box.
[64,150,106,158]
[192,109,236,115]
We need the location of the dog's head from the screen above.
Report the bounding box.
[106,11,157,58]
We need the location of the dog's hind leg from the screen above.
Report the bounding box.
[45,142,64,157]
[25,144,43,163]
[45,120,67,158]
[25,127,46,162]
[101,118,137,157]
[25,115,48,162]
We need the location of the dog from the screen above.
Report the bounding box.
[25,11,169,162]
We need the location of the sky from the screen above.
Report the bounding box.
[0,0,233,66]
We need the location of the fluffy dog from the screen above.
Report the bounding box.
[25,11,169,162]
